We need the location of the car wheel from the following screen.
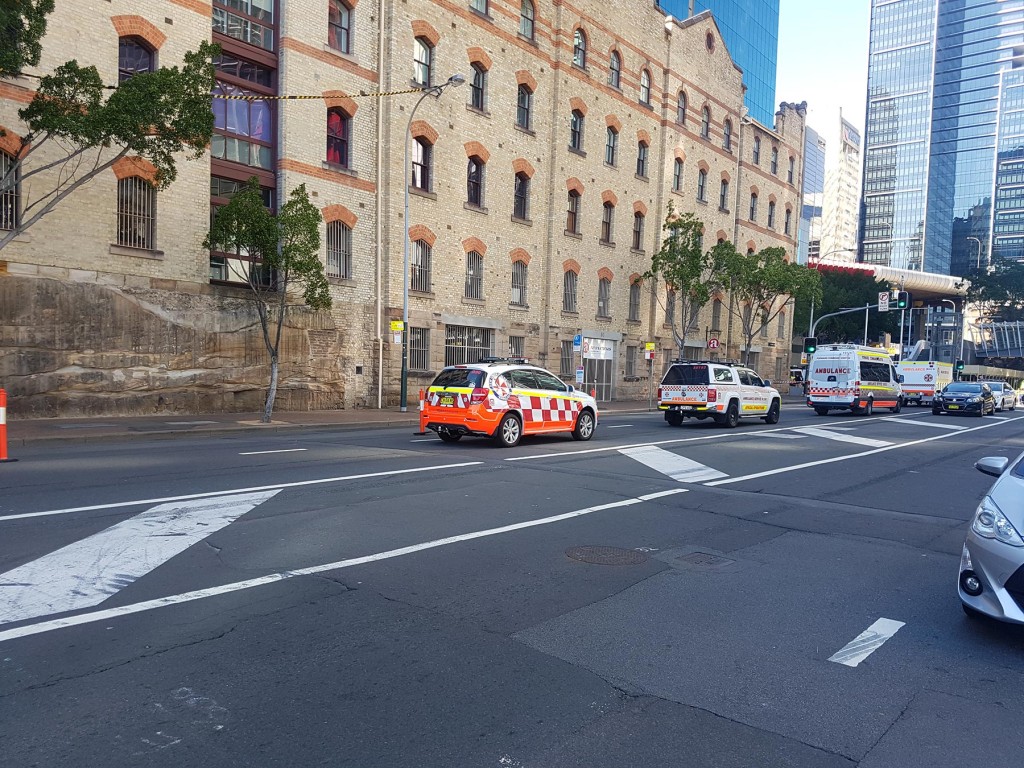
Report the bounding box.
[438,431,462,443]
[762,399,780,424]
[814,407,829,416]
[493,413,522,447]
[975,405,985,417]
[666,411,683,427]
[571,410,595,441]
[890,397,902,414]
[932,408,941,416]
[719,401,740,428]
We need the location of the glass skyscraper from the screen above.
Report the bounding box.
[659,0,780,126]
[798,126,826,264]
[860,0,1024,276]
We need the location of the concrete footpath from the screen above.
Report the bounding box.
[4,391,809,448]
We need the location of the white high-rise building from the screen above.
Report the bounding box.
[820,116,862,262]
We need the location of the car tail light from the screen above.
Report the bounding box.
[470,387,489,404]
[657,386,662,400]
[707,388,717,402]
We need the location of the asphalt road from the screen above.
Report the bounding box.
[2,402,1024,767]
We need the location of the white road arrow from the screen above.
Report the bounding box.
[0,491,279,625]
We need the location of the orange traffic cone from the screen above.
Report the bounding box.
[416,389,428,435]
[0,389,17,463]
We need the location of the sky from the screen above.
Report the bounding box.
[775,0,871,142]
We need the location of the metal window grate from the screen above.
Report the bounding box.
[465,250,483,299]
[412,240,431,292]
[445,325,493,366]
[509,335,524,358]
[512,260,528,306]
[563,270,578,312]
[117,176,155,250]
[560,339,574,375]
[597,277,611,317]
[626,345,636,376]
[0,151,18,231]
[628,283,640,321]
[409,327,430,371]
[326,221,352,279]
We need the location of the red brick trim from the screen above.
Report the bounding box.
[605,113,622,132]
[637,128,651,145]
[323,91,359,115]
[322,204,357,228]
[673,147,686,162]
[111,15,167,50]
[629,272,643,286]
[462,236,487,255]
[408,224,436,246]
[597,267,614,282]
[716,229,729,242]
[566,176,584,194]
[510,248,531,265]
[411,20,440,47]
[633,200,648,215]
[601,189,618,206]
[515,70,538,92]
[0,125,29,158]
[409,120,439,144]
[464,140,490,163]
[569,96,588,116]
[513,158,535,178]
[563,258,581,274]
[720,170,731,182]
[467,46,492,70]
[111,156,158,184]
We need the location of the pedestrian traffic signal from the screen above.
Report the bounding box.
[804,337,817,355]
[896,291,912,309]
[956,359,965,371]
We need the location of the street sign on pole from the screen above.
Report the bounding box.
[572,333,582,352]
[878,292,890,312]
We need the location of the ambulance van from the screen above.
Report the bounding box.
[896,360,953,407]
[806,344,903,416]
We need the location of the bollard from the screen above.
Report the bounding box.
[590,388,596,398]
[415,388,428,435]
[0,389,17,463]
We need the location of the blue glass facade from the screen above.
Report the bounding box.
[860,0,1024,276]
[799,126,826,264]
[659,0,780,126]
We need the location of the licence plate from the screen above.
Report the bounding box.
[440,395,455,406]
[679,405,694,410]
[947,404,959,409]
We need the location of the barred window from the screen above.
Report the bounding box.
[597,277,611,318]
[328,0,352,54]
[560,339,574,375]
[563,270,578,312]
[117,176,156,250]
[626,345,637,377]
[511,260,528,306]
[411,239,431,292]
[445,324,493,366]
[628,281,641,321]
[0,151,18,231]
[409,327,430,371]
[326,220,352,279]
[465,250,483,299]
[508,335,524,357]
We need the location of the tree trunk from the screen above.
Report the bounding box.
[263,353,279,423]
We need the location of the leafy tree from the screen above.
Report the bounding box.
[961,262,1024,321]
[643,205,729,356]
[0,22,217,251]
[722,247,821,365]
[791,269,900,343]
[0,0,53,76]
[205,179,331,423]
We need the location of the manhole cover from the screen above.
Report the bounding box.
[565,546,648,566]
[677,551,735,568]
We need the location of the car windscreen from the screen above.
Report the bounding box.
[943,383,981,393]
[430,368,485,389]
[661,365,709,386]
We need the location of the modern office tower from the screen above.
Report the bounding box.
[660,0,780,126]
[860,0,1024,275]
[798,126,826,265]
[821,117,862,262]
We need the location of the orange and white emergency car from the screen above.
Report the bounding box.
[658,360,781,427]
[419,358,599,447]
[896,360,953,407]
[806,344,903,416]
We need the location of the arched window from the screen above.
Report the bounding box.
[639,69,651,106]
[597,277,612,318]
[676,92,687,124]
[514,172,530,219]
[118,37,154,82]
[0,151,18,231]
[632,212,645,251]
[701,106,711,138]
[563,270,578,312]
[753,135,761,164]
[770,145,779,174]
[749,192,758,221]
[326,220,353,279]
[516,84,532,129]
[605,126,618,165]
[566,190,581,233]
[466,250,484,299]
[601,201,614,242]
[712,299,723,331]
[784,207,792,235]
[512,260,529,306]
[628,282,641,321]
[117,176,156,250]
[788,156,796,183]
[519,0,535,39]
[719,178,729,210]
[470,0,488,13]
[467,156,484,207]
[470,63,486,110]
[569,109,585,151]
[328,0,352,54]
[411,137,432,191]
[723,119,732,151]
[609,51,621,88]
[412,239,431,292]
[573,29,587,68]
[768,200,776,228]
[672,158,683,191]
[327,107,350,167]
[696,169,707,202]
[413,37,433,86]
[636,140,649,177]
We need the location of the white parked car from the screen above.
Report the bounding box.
[981,382,1017,412]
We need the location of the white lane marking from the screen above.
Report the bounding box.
[752,432,806,439]
[619,446,727,482]
[828,618,905,667]
[410,439,436,442]
[879,417,967,431]
[793,427,892,448]
[0,462,484,523]
[0,490,688,644]
[238,448,308,455]
[0,491,278,626]
[706,417,1014,487]
[990,416,1010,421]
[605,425,633,429]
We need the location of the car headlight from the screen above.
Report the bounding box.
[967,396,981,403]
[972,496,1024,547]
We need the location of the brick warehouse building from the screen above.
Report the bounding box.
[0,0,805,417]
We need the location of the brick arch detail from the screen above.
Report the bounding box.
[715,229,729,242]
[408,224,437,246]
[410,120,439,144]
[720,170,731,182]
[464,140,490,163]
[510,248,531,265]
[411,20,440,46]
[697,160,710,172]
[322,204,358,228]
[633,200,648,215]
[0,125,28,157]
[673,147,686,162]
[462,236,487,255]
[597,267,614,282]
[745,240,757,252]
[467,46,492,70]
[111,156,158,185]
[605,113,622,132]
[768,193,777,203]
[637,128,651,145]
[323,91,359,115]
[111,15,167,50]
[601,189,618,206]
[516,70,537,91]
[629,272,643,286]
[513,158,536,178]
[569,96,588,116]
[566,176,585,194]
[749,184,760,196]
[563,258,581,274]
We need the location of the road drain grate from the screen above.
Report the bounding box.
[565,546,648,566]
[677,551,735,568]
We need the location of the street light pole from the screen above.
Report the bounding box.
[967,236,982,271]
[400,73,465,413]
[941,298,960,378]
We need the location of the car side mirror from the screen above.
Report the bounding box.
[976,456,1010,477]
[762,380,772,388]
[898,374,905,383]
[567,384,575,393]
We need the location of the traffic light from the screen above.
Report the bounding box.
[956,359,965,371]
[896,291,912,310]
[804,336,817,355]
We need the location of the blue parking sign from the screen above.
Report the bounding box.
[572,333,582,352]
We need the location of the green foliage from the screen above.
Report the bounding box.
[792,269,900,342]
[963,262,1024,321]
[278,185,331,311]
[644,204,728,352]
[0,0,54,75]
